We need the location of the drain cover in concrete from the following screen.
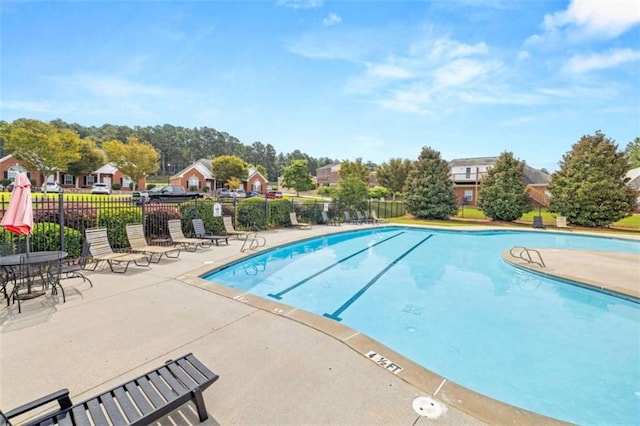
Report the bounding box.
[412,396,443,418]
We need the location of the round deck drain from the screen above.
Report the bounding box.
[412,396,443,418]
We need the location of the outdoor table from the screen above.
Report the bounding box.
[0,251,68,311]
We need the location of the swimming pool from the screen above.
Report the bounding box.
[203,227,640,424]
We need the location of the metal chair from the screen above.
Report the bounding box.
[59,242,93,287]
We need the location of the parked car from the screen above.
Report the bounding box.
[266,191,283,199]
[41,181,62,193]
[234,188,246,198]
[217,188,233,199]
[246,191,259,198]
[91,182,111,195]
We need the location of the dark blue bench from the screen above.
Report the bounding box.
[1,353,218,426]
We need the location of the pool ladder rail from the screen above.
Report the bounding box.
[240,232,267,253]
[509,246,546,268]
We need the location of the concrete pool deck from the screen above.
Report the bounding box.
[1,224,637,425]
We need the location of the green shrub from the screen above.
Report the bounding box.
[178,199,226,236]
[112,183,122,190]
[189,185,199,192]
[31,222,82,258]
[369,186,389,199]
[97,208,143,249]
[237,198,269,230]
[144,207,182,238]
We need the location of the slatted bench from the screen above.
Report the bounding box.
[1,353,219,426]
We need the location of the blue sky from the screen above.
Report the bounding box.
[1,0,639,171]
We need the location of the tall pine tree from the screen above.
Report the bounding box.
[478,152,532,222]
[405,147,457,220]
[548,131,636,227]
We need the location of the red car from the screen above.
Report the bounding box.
[266,191,283,199]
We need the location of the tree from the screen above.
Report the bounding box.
[625,137,640,168]
[282,160,314,195]
[339,158,369,183]
[227,177,242,190]
[0,119,81,189]
[335,175,369,213]
[376,158,412,200]
[548,131,636,227]
[67,139,105,188]
[210,155,248,187]
[478,152,532,221]
[102,137,159,190]
[404,147,458,220]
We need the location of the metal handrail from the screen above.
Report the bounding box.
[240,233,267,253]
[509,246,546,268]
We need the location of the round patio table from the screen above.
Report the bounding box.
[0,251,68,312]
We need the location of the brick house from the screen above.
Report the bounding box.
[170,158,268,194]
[0,154,144,191]
[449,156,550,206]
[315,163,377,187]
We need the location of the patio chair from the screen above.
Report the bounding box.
[84,227,151,273]
[192,219,229,246]
[356,211,373,224]
[223,216,252,240]
[344,211,363,224]
[167,220,212,252]
[59,241,93,287]
[370,210,387,223]
[289,212,312,230]
[126,224,182,262]
[320,211,341,226]
[0,353,219,426]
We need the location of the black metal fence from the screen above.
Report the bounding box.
[0,194,406,259]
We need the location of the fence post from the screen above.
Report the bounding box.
[58,191,65,252]
[194,198,199,220]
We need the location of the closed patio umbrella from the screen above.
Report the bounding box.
[1,172,33,250]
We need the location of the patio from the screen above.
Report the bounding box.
[2,224,617,425]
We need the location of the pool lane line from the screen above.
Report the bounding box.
[267,231,405,300]
[323,234,434,322]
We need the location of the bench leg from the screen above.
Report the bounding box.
[192,389,208,422]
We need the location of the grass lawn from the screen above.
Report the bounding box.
[454,206,640,230]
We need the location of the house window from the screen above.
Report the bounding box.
[465,167,471,179]
[63,175,74,185]
[7,165,26,180]
[464,190,473,203]
[188,176,200,189]
[122,177,132,189]
[85,175,95,186]
[252,181,262,193]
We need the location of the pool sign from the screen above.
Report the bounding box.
[213,203,222,217]
[366,351,403,374]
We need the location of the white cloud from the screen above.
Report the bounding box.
[60,74,186,99]
[276,0,323,9]
[323,13,341,27]
[366,63,413,80]
[563,48,640,73]
[536,0,640,40]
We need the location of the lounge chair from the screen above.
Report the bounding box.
[320,211,341,226]
[289,212,312,230]
[126,224,181,263]
[344,211,362,224]
[223,216,252,240]
[356,211,373,224]
[370,210,387,223]
[192,219,229,246]
[167,219,212,252]
[0,353,218,426]
[85,227,151,273]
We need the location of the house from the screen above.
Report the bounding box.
[170,158,268,194]
[625,167,640,210]
[0,154,144,191]
[316,163,341,187]
[449,156,550,206]
[315,163,377,187]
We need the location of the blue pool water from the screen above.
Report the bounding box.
[203,227,640,425]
